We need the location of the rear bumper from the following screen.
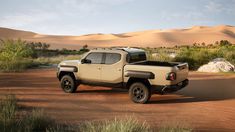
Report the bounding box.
[152,79,189,94]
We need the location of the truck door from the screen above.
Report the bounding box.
[79,52,103,82]
[100,53,123,83]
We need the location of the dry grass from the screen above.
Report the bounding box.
[0,95,194,132]
[157,121,193,132]
[78,117,150,132]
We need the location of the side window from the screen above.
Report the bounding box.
[105,53,121,64]
[127,52,146,63]
[85,53,103,64]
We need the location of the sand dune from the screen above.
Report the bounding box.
[0,27,36,38]
[0,25,235,49]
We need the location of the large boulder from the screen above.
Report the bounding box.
[198,58,235,73]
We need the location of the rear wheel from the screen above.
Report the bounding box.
[61,75,78,93]
[129,82,151,104]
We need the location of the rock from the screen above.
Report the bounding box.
[151,53,159,57]
[169,53,176,58]
[198,58,235,73]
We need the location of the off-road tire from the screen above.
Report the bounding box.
[60,75,78,93]
[129,82,151,104]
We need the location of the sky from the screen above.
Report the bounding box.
[0,0,235,35]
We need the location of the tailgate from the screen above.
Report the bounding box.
[175,63,189,83]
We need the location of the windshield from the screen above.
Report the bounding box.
[127,52,147,63]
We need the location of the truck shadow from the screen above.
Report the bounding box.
[77,87,127,94]
[149,78,235,104]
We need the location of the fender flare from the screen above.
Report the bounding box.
[59,65,78,72]
[57,65,78,80]
[124,70,155,79]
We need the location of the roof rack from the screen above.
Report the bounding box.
[93,46,141,50]
[92,47,129,50]
[93,47,113,50]
[92,47,144,53]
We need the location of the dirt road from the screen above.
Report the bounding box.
[0,69,235,131]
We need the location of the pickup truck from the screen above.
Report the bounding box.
[57,48,189,104]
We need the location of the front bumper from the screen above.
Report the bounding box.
[56,71,59,79]
[153,79,189,94]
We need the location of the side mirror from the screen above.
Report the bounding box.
[81,59,91,64]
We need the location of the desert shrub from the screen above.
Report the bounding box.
[0,39,35,72]
[46,125,73,132]
[174,47,218,70]
[33,55,82,66]
[224,51,235,64]
[144,41,235,71]
[0,39,34,59]
[48,118,195,132]
[18,109,55,132]
[147,52,173,62]
[174,46,235,70]
[0,95,55,132]
[0,59,33,72]
[0,39,88,72]
[0,95,18,131]
[59,47,89,55]
[217,45,235,65]
[158,123,193,132]
[145,48,176,62]
[218,40,232,46]
[0,95,17,122]
[79,117,150,132]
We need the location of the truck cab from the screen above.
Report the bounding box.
[57,47,189,104]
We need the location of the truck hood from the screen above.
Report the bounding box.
[59,60,81,67]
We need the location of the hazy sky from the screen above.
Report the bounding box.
[0,0,235,35]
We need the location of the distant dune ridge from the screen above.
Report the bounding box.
[0,25,235,49]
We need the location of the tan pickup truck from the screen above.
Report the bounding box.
[57,48,189,103]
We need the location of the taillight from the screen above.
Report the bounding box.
[166,72,176,81]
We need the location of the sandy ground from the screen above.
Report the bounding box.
[0,69,235,131]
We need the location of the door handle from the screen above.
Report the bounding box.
[117,68,121,71]
[97,67,101,70]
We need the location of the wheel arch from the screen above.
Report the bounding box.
[126,77,151,89]
[58,71,76,81]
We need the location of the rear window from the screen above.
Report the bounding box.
[104,53,121,64]
[127,52,147,63]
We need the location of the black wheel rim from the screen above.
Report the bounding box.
[62,79,72,91]
[132,86,145,102]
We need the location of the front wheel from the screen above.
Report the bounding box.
[60,75,78,93]
[129,82,151,104]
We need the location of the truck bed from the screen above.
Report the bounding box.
[124,61,188,86]
[131,61,179,67]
